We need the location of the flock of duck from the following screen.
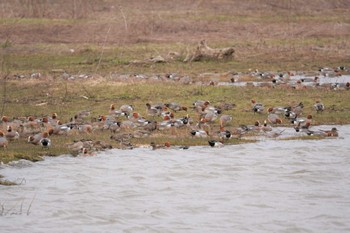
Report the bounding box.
[11,66,350,91]
[0,97,339,156]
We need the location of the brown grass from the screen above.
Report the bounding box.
[0,0,349,74]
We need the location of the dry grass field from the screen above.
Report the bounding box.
[0,0,349,74]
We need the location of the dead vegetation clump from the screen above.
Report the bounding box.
[184,40,235,62]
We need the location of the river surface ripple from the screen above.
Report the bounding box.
[1,125,350,233]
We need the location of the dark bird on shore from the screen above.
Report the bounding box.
[208,140,224,148]
[40,137,51,148]
[294,115,313,132]
[190,129,208,138]
[218,127,232,140]
[28,131,50,145]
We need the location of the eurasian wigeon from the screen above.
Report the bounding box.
[146,103,162,117]
[120,104,134,114]
[284,106,297,119]
[128,112,148,126]
[161,111,173,118]
[1,115,9,123]
[5,126,20,141]
[239,121,261,132]
[80,148,96,156]
[251,99,264,114]
[23,116,41,130]
[110,133,134,142]
[216,102,236,111]
[165,102,187,112]
[28,131,49,145]
[291,102,304,116]
[217,127,232,140]
[193,100,210,109]
[105,121,122,133]
[1,116,10,130]
[142,120,158,131]
[267,113,283,124]
[294,115,312,132]
[219,115,233,127]
[150,142,171,150]
[158,116,174,130]
[261,120,273,132]
[68,141,84,153]
[173,116,189,128]
[75,110,91,120]
[190,129,208,138]
[42,113,59,126]
[97,115,118,130]
[208,140,224,148]
[50,121,74,135]
[314,100,325,113]
[0,130,9,149]
[77,124,93,134]
[39,137,51,148]
[133,130,151,138]
[160,115,188,130]
[291,114,312,126]
[267,106,288,115]
[322,127,338,137]
[109,104,117,114]
[119,120,137,129]
[109,104,129,118]
[200,111,218,123]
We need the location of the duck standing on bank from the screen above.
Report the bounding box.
[40,137,51,149]
[5,126,20,141]
[251,99,264,114]
[208,140,224,148]
[314,100,325,113]
[0,130,9,149]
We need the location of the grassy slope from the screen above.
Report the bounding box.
[1,79,350,164]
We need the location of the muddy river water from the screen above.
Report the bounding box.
[1,125,350,233]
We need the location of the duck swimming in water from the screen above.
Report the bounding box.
[322,127,338,137]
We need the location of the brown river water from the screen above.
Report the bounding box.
[1,125,350,233]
